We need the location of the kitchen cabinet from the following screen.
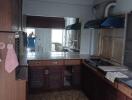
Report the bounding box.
[100,29,124,64]
[81,63,127,100]
[81,64,97,100]
[28,60,65,93]
[101,36,112,59]
[111,38,124,63]
[0,0,22,31]
[64,60,81,88]
[29,68,49,90]
[28,59,82,92]
[127,98,132,100]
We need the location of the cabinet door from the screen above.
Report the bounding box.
[101,36,112,59]
[127,98,132,100]
[29,68,49,91]
[0,0,21,31]
[49,66,64,89]
[116,91,127,100]
[81,65,96,100]
[16,81,26,100]
[111,38,123,63]
[72,66,80,87]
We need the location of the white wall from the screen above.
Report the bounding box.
[93,0,132,16]
[23,0,93,19]
[80,29,91,54]
[93,0,116,19]
[35,28,51,53]
[114,0,132,14]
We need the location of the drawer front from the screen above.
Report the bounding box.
[28,61,44,66]
[118,83,132,98]
[28,60,64,66]
[46,60,64,66]
[65,60,81,65]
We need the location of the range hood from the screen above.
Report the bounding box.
[84,19,105,29]
[101,16,124,28]
[84,16,124,29]
[66,18,81,30]
[66,23,81,30]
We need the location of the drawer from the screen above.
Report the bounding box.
[65,59,81,65]
[28,61,44,66]
[46,60,64,66]
[118,83,132,98]
[28,60,64,66]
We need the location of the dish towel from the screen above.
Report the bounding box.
[5,44,19,73]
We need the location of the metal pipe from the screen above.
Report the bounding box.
[104,2,116,17]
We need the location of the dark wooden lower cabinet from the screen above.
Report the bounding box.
[127,98,132,100]
[81,64,128,100]
[49,66,64,89]
[29,67,49,93]
[29,66,65,93]
[72,66,81,87]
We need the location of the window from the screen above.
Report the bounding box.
[51,29,65,52]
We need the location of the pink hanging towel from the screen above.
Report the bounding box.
[5,44,19,73]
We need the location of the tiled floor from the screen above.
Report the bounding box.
[29,90,89,100]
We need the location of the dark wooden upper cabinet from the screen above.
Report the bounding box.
[26,16,65,29]
[0,0,22,32]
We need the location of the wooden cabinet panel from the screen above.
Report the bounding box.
[0,0,21,31]
[111,38,123,63]
[0,33,26,100]
[72,66,81,87]
[16,81,26,100]
[81,65,96,100]
[65,59,81,65]
[29,68,49,88]
[127,97,132,100]
[82,64,127,100]
[29,65,65,91]
[28,59,81,91]
[116,91,127,100]
[28,60,64,67]
[49,66,64,89]
[101,36,112,59]
[100,29,124,64]
[118,83,132,99]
